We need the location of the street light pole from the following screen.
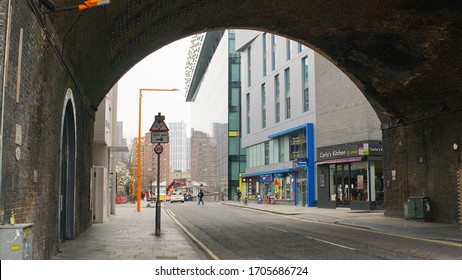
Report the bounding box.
[136,90,143,212]
[156,149,161,235]
[136,88,178,212]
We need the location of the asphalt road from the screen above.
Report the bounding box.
[163,202,462,260]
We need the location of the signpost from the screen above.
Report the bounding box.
[150,112,169,236]
[151,132,169,143]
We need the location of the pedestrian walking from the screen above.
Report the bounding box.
[198,190,205,205]
[237,190,242,202]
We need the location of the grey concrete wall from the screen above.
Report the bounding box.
[314,53,382,151]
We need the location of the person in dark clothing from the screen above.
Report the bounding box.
[198,190,205,205]
[237,190,242,202]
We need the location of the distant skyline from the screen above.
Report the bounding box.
[117,36,192,140]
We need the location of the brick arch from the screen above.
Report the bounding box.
[47,0,462,124]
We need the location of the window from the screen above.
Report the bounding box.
[278,138,284,163]
[261,83,266,129]
[302,56,309,83]
[289,130,306,160]
[298,43,303,53]
[286,39,292,60]
[264,142,270,165]
[246,93,250,134]
[247,46,252,87]
[274,75,280,123]
[262,33,267,77]
[303,88,309,113]
[302,57,309,112]
[284,68,291,119]
[271,34,277,71]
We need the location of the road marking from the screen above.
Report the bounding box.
[306,235,356,251]
[266,225,288,233]
[229,204,462,248]
[164,208,220,260]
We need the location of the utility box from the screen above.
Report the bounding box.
[0,223,33,259]
[408,196,431,221]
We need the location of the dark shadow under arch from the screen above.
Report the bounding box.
[60,98,76,241]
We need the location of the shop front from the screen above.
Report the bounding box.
[242,170,295,204]
[316,141,383,210]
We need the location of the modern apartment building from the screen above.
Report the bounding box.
[132,132,170,194]
[237,31,383,209]
[186,31,246,198]
[169,121,189,172]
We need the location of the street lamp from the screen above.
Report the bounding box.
[40,0,111,12]
[136,88,179,212]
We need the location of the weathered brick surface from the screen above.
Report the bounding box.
[458,169,462,225]
[0,1,94,259]
[0,0,461,259]
[383,111,462,223]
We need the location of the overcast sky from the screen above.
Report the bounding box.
[117,36,192,140]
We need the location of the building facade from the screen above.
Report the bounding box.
[169,121,189,172]
[93,84,121,218]
[238,31,382,209]
[132,133,170,195]
[186,31,246,198]
[238,31,316,206]
[314,54,383,210]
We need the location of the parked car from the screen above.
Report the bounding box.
[170,192,184,203]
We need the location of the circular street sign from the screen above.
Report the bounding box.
[154,144,163,154]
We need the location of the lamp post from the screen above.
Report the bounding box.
[41,0,111,13]
[136,88,178,212]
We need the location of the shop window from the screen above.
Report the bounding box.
[350,162,368,201]
[372,161,384,208]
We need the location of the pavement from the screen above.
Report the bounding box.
[50,201,462,260]
[50,203,208,260]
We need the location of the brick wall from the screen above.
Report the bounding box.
[0,1,7,108]
[458,168,462,225]
[383,111,462,224]
[0,1,94,259]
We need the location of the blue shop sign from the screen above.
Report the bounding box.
[260,174,273,182]
[295,157,307,167]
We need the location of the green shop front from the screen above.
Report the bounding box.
[316,141,383,210]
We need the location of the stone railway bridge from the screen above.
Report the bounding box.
[0,0,461,258]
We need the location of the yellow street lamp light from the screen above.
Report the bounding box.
[40,0,111,13]
[78,0,111,11]
[136,88,179,212]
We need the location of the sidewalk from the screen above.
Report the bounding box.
[51,204,207,260]
[222,201,462,244]
[51,201,462,260]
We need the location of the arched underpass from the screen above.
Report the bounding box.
[0,0,460,258]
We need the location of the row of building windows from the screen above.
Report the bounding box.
[246,129,307,168]
[246,55,310,134]
[256,34,305,81]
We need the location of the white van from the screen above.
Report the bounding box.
[170,192,184,203]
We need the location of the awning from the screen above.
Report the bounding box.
[316,157,363,165]
[242,168,293,178]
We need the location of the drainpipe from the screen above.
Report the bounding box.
[0,0,13,222]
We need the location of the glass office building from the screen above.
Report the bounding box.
[185,31,246,199]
